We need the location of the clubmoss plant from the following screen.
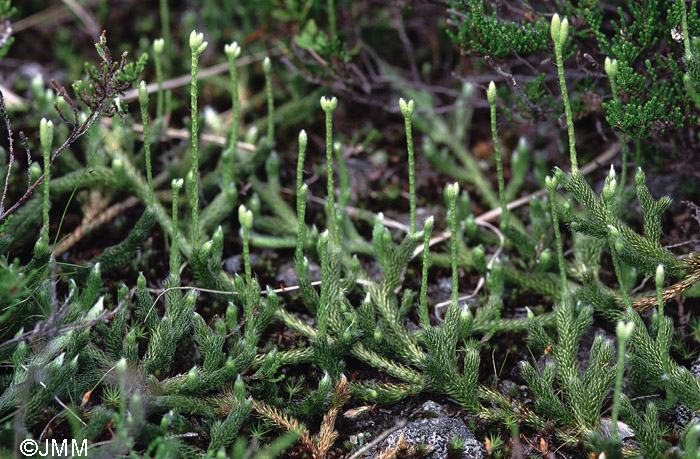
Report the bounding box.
[604,56,628,189]
[4,11,700,457]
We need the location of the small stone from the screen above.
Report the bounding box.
[375,417,484,459]
[223,254,261,274]
[275,261,322,286]
[498,379,519,398]
[416,401,447,418]
[599,418,634,440]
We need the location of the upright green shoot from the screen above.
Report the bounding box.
[153,39,165,122]
[446,182,460,306]
[189,31,208,249]
[603,166,631,310]
[297,130,307,198]
[419,216,434,327]
[317,230,330,339]
[138,81,154,208]
[605,57,628,190]
[239,205,254,304]
[320,96,339,244]
[487,81,507,223]
[296,130,308,260]
[399,98,416,234]
[656,264,665,318]
[170,179,183,274]
[158,0,172,57]
[39,118,53,243]
[545,175,569,304]
[327,0,337,39]
[611,321,634,441]
[263,57,274,147]
[550,14,578,172]
[224,41,241,189]
[680,0,692,60]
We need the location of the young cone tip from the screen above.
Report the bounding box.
[238,205,253,228]
[616,321,634,341]
[116,357,128,374]
[656,264,665,286]
[263,56,271,72]
[487,81,497,105]
[550,14,561,43]
[172,178,184,190]
[225,41,241,59]
[30,162,41,178]
[399,98,415,118]
[604,57,618,79]
[550,14,568,46]
[138,81,148,102]
[320,95,338,111]
[153,38,164,54]
[189,31,207,54]
[40,118,54,150]
[446,182,460,200]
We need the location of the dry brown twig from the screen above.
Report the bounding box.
[252,375,350,459]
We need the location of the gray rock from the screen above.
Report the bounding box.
[673,403,700,435]
[376,417,484,459]
[690,354,700,379]
[274,260,321,286]
[599,418,634,440]
[415,400,447,418]
[223,254,261,275]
